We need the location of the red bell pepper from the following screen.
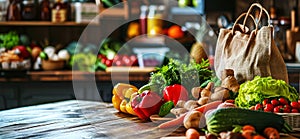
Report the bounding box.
[163,84,189,105]
[131,90,163,120]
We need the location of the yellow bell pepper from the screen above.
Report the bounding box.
[112,95,122,111]
[112,83,138,116]
[120,99,128,113]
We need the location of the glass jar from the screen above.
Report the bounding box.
[52,0,66,22]
[6,0,21,21]
[147,5,164,37]
[273,17,293,61]
[40,0,51,21]
[21,0,37,21]
[139,5,148,35]
[0,0,8,21]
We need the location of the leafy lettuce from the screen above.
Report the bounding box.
[235,76,299,108]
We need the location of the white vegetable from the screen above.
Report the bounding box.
[44,46,55,58]
[50,54,59,61]
[58,49,70,60]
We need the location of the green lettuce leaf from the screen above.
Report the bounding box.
[235,76,299,108]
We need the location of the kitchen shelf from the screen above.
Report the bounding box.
[0,67,155,82]
[0,21,100,26]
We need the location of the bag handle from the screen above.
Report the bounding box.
[243,3,271,28]
[232,12,257,34]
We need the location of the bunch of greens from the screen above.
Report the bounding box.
[235,76,299,108]
[69,53,98,72]
[0,31,19,49]
[149,59,212,96]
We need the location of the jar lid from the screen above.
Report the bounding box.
[278,17,291,26]
[22,0,35,5]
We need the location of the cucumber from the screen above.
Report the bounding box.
[206,108,292,134]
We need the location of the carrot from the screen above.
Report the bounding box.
[253,135,266,139]
[242,125,256,132]
[242,130,255,139]
[185,128,200,139]
[158,113,186,129]
[158,100,222,129]
[263,127,280,139]
[193,100,222,114]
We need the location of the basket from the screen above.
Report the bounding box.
[42,60,65,70]
[277,113,300,131]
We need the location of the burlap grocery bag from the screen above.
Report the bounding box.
[214,3,288,83]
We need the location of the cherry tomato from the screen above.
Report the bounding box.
[278,97,288,105]
[291,108,299,113]
[105,59,113,67]
[114,60,123,66]
[122,55,131,66]
[255,104,263,111]
[264,104,274,112]
[98,54,106,59]
[271,99,279,106]
[262,99,269,106]
[273,106,281,113]
[283,105,291,113]
[290,101,300,109]
[129,55,138,66]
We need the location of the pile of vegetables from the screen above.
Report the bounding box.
[149,59,212,96]
[235,76,299,108]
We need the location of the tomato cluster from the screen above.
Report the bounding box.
[254,97,300,113]
[98,54,138,67]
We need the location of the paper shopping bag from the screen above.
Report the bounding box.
[214,3,288,83]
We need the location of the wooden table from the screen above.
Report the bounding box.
[0,100,186,139]
[1,100,299,139]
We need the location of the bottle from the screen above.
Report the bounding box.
[21,0,37,21]
[147,5,164,37]
[62,0,71,21]
[52,0,66,22]
[40,0,51,21]
[6,0,21,21]
[139,5,148,35]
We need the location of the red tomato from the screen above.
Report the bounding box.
[255,104,263,111]
[283,105,291,113]
[114,60,122,66]
[262,99,269,106]
[271,99,279,106]
[290,101,300,109]
[105,59,113,67]
[129,55,138,66]
[278,97,288,105]
[98,54,106,59]
[113,55,121,61]
[264,104,274,112]
[101,58,106,64]
[122,55,131,66]
[291,108,299,113]
[273,106,281,113]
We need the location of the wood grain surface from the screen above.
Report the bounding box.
[0,100,185,139]
[0,100,299,139]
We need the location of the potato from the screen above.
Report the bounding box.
[198,96,209,105]
[183,110,203,129]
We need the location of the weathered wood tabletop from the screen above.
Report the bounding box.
[1,100,300,139]
[0,100,186,139]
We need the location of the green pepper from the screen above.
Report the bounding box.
[158,101,174,117]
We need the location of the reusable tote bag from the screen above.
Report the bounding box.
[214,3,288,83]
